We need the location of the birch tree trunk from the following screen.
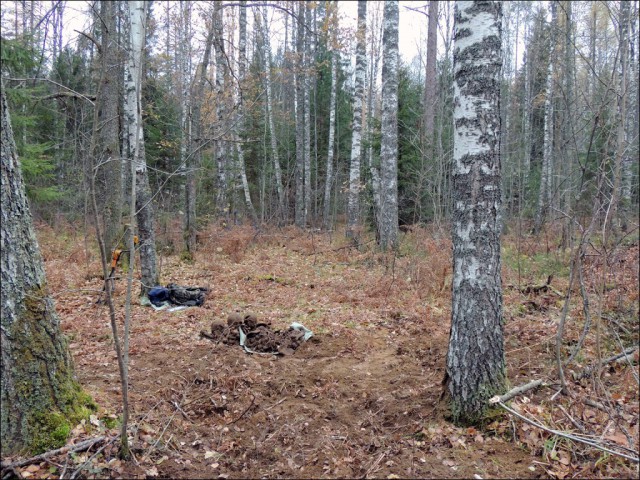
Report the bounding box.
[214,1,229,221]
[445,0,505,425]
[346,0,367,240]
[179,1,192,250]
[259,6,285,223]
[624,6,638,210]
[1,82,94,455]
[610,0,631,232]
[378,0,399,251]
[236,1,258,225]
[123,0,158,295]
[560,0,574,247]
[323,2,339,231]
[424,1,439,163]
[522,21,532,200]
[623,3,638,209]
[303,2,313,227]
[294,2,306,227]
[182,10,213,257]
[534,1,556,234]
[366,3,383,237]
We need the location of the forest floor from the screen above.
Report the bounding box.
[5,221,639,479]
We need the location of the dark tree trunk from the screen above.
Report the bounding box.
[1,83,95,455]
[93,0,123,254]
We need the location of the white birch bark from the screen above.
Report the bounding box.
[260,6,285,222]
[323,3,339,230]
[534,2,557,234]
[522,20,531,194]
[424,0,439,157]
[178,1,192,244]
[235,1,258,225]
[294,2,306,227]
[125,0,158,295]
[303,2,312,226]
[612,0,631,228]
[346,0,367,240]
[214,1,229,219]
[366,3,383,236]
[378,0,399,250]
[624,4,638,206]
[445,0,505,424]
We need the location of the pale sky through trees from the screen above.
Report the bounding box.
[53,1,429,63]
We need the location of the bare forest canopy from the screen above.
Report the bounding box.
[1,0,637,233]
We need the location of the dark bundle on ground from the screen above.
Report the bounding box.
[200,312,307,355]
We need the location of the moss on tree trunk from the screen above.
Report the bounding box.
[1,82,96,455]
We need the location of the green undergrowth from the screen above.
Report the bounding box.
[502,244,570,281]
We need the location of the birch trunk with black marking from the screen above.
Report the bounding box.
[378,0,399,251]
[534,1,556,234]
[179,1,193,252]
[125,0,158,295]
[323,2,339,230]
[186,19,213,252]
[294,2,306,227]
[610,0,631,232]
[445,0,506,425]
[346,1,367,240]
[235,1,258,225]
[260,6,285,222]
[214,1,229,220]
[303,2,313,227]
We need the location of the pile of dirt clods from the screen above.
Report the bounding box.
[200,312,313,355]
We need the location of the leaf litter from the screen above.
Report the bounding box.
[9,223,638,479]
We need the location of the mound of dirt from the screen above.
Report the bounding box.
[200,312,311,355]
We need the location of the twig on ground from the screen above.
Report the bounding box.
[557,405,586,433]
[264,398,286,410]
[573,346,639,380]
[69,436,117,479]
[172,400,191,420]
[363,449,388,479]
[1,436,113,471]
[151,411,177,450]
[584,398,610,413]
[492,400,639,463]
[226,394,256,425]
[490,379,545,404]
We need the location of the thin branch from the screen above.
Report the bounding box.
[490,379,545,404]
[226,394,256,425]
[38,92,97,103]
[0,436,113,470]
[493,401,639,463]
[4,77,96,106]
[74,30,102,55]
[574,346,639,380]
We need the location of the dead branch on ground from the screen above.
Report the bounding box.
[1,436,114,471]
